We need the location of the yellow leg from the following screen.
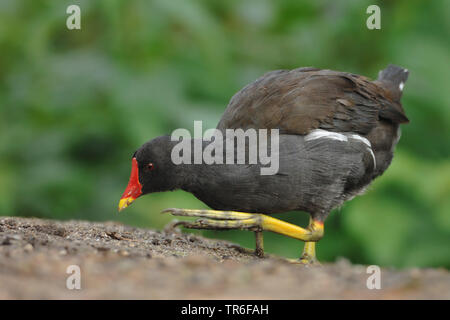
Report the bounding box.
[162,208,323,241]
[299,217,322,264]
[299,242,317,264]
[281,217,322,265]
[162,208,324,261]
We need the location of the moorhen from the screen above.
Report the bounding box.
[118,65,409,264]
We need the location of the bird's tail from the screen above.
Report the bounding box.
[377,64,409,98]
[376,64,409,123]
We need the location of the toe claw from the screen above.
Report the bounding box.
[163,219,182,232]
[255,247,264,258]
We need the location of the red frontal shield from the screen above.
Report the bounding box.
[118,157,142,211]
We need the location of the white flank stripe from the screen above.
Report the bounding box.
[351,134,371,147]
[305,129,348,142]
[350,134,376,169]
[305,130,377,169]
[368,148,377,169]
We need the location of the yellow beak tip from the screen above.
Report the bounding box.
[118,197,134,212]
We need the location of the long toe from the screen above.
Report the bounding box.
[162,208,255,220]
[173,218,261,231]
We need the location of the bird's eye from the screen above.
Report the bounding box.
[147,163,154,171]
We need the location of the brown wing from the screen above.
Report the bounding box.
[217,67,408,135]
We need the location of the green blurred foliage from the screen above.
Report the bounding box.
[0,0,449,268]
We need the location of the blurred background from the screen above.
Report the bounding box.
[0,0,449,268]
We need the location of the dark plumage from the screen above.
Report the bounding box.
[119,65,409,263]
[217,65,408,179]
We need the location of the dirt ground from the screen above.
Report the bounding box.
[0,216,448,299]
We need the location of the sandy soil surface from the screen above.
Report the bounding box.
[0,216,448,299]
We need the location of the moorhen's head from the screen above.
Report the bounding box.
[118,135,182,211]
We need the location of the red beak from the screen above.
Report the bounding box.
[118,157,142,211]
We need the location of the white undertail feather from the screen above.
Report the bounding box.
[391,127,402,152]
